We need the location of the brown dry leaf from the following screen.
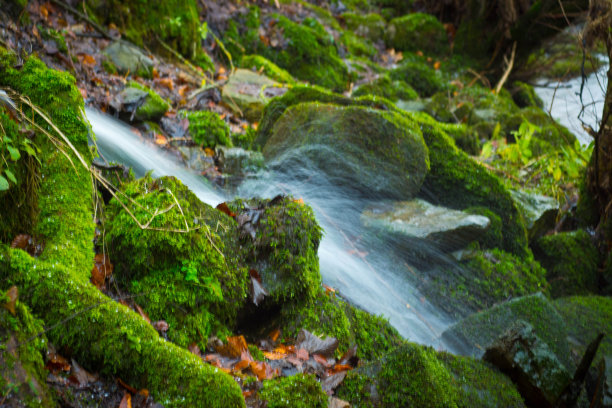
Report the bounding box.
[153,320,169,333]
[269,328,280,342]
[81,54,96,66]
[295,329,339,357]
[152,67,159,79]
[233,359,250,372]
[274,344,295,355]
[40,4,49,19]
[312,354,331,367]
[91,253,113,289]
[262,351,286,360]
[188,342,201,357]
[157,78,174,91]
[332,364,353,373]
[177,85,190,97]
[321,371,347,394]
[118,378,138,394]
[134,304,150,324]
[249,361,276,381]
[338,344,358,367]
[79,88,88,99]
[137,389,149,397]
[3,286,18,316]
[328,397,351,408]
[154,133,167,146]
[204,147,215,157]
[68,359,98,388]
[433,61,441,70]
[218,335,248,358]
[216,202,236,218]
[10,234,31,250]
[45,351,71,374]
[119,392,132,408]
[296,348,309,361]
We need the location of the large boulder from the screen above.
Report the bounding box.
[361,199,491,252]
[102,41,154,78]
[263,103,430,199]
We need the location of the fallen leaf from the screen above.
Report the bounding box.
[433,61,441,70]
[328,396,351,408]
[262,351,286,360]
[268,328,280,343]
[119,392,132,408]
[68,359,98,388]
[323,284,336,295]
[204,147,215,157]
[216,202,236,218]
[243,390,254,398]
[249,361,276,380]
[134,304,150,324]
[218,335,248,358]
[91,253,113,289]
[296,348,309,361]
[81,54,96,66]
[157,78,174,91]
[337,344,359,367]
[45,351,71,374]
[233,359,250,372]
[332,364,353,373]
[152,67,159,79]
[11,234,32,250]
[416,50,424,57]
[2,286,18,316]
[217,67,226,75]
[312,354,331,367]
[295,329,339,357]
[153,320,169,333]
[188,342,201,356]
[154,133,167,146]
[321,371,347,393]
[40,4,49,19]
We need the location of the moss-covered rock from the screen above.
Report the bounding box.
[228,196,322,304]
[465,206,503,249]
[104,175,248,348]
[278,291,404,361]
[256,85,396,148]
[511,81,544,109]
[221,68,284,122]
[390,57,447,97]
[339,31,378,58]
[264,102,429,199]
[352,75,418,102]
[409,111,529,256]
[341,12,386,42]
[533,230,599,298]
[259,374,327,408]
[182,110,232,148]
[442,293,572,370]
[0,299,57,407]
[101,40,154,78]
[124,81,170,121]
[225,8,349,91]
[386,13,448,55]
[424,248,547,318]
[239,55,296,84]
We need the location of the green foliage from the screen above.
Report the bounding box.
[511,81,543,108]
[260,374,327,408]
[0,111,40,193]
[534,230,600,298]
[239,55,296,84]
[183,110,232,148]
[386,13,448,55]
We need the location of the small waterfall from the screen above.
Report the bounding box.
[86,107,454,347]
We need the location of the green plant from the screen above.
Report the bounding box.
[0,110,40,191]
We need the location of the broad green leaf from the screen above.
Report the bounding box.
[4,169,16,184]
[0,175,8,191]
[6,145,20,161]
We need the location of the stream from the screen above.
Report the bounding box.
[85,63,608,350]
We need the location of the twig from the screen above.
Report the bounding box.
[494,42,517,94]
[155,34,208,80]
[48,0,116,40]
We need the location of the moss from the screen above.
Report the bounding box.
[352,76,418,102]
[390,57,447,97]
[279,291,404,360]
[239,55,296,84]
[0,300,56,407]
[0,49,94,273]
[465,207,503,249]
[126,81,170,121]
[340,31,378,58]
[443,293,572,370]
[101,58,118,75]
[224,8,349,91]
[511,81,543,108]
[104,175,248,348]
[182,110,232,148]
[554,296,612,365]
[1,249,245,407]
[341,12,386,42]
[386,13,448,55]
[259,374,327,408]
[256,85,396,148]
[39,26,68,53]
[504,106,573,154]
[533,230,599,298]
[437,248,547,316]
[337,342,460,408]
[409,111,529,256]
[86,0,207,64]
[228,196,322,304]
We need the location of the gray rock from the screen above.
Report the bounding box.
[221,69,288,122]
[510,189,558,241]
[483,320,571,407]
[264,103,429,199]
[216,146,264,176]
[361,199,490,252]
[102,41,153,78]
[177,146,215,173]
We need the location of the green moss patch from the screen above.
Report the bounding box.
[352,75,418,102]
[260,374,327,408]
[390,57,447,97]
[126,81,170,122]
[182,110,232,148]
[239,55,296,84]
[386,13,448,55]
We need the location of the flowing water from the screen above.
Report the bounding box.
[535,63,609,145]
[87,107,453,347]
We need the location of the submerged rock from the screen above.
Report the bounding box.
[263,103,429,199]
[483,320,571,407]
[102,41,153,78]
[361,199,490,252]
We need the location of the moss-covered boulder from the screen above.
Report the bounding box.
[104,175,249,348]
[0,297,57,407]
[386,13,448,55]
[263,103,429,199]
[442,293,572,370]
[224,8,349,91]
[409,111,529,256]
[511,81,544,109]
[122,81,170,122]
[259,374,327,408]
[182,110,232,148]
[239,55,296,84]
[390,57,446,97]
[228,196,322,304]
[533,230,599,298]
[341,12,387,42]
[337,342,526,408]
[423,248,547,318]
[102,41,154,78]
[509,189,558,241]
[352,75,418,102]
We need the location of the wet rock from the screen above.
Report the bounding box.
[102,41,153,78]
[112,83,169,122]
[221,69,287,122]
[263,103,429,199]
[510,189,558,241]
[216,146,264,176]
[483,320,571,407]
[361,199,490,252]
[177,146,216,173]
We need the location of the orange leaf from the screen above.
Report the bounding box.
[119,392,131,408]
[323,284,336,295]
[81,54,96,66]
[2,286,18,316]
[296,348,309,361]
[40,4,49,19]
[243,390,254,398]
[134,304,150,324]
[152,67,159,79]
[233,359,250,372]
[292,198,304,205]
[188,342,201,357]
[249,361,273,381]
[433,61,441,70]
[262,351,286,360]
[217,67,226,75]
[178,85,190,97]
[154,133,167,146]
[219,113,227,120]
[312,354,330,367]
[218,336,248,358]
[91,253,113,289]
[45,351,71,374]
[252,122,259,130]
[118,378,138,394]
[157,78,174,91]
[332,364,353,373]
[416,50,424,57]
[204,147,215,157]
[274,344,295,355]
[216,202,236,218]
[268,328,280,342]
